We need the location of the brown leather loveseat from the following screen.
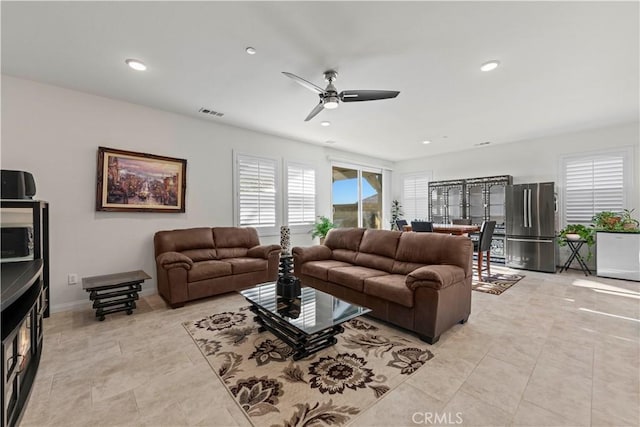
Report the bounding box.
[293,228,473,344]
[154,227,280,308]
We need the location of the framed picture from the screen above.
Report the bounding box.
[96,147,187,213]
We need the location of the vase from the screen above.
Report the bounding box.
[276,255,300,299]
[280,225,290,254]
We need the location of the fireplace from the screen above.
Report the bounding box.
[2,261,45,427]
[3,318,31,422]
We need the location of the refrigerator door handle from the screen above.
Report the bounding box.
[507,238,555,243]
[527,188,532,228]
[523,189,528,228]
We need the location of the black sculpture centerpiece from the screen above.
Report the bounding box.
[277,226,301,300]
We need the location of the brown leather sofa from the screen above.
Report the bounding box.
[154,227,281,308]
[293,228,473,344]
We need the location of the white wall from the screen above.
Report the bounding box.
[393,123,639,269]
[0,75,389,312]
[393,122,640,217]
[3,75,637,311]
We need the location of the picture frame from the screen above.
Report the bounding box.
[96,146,187,213]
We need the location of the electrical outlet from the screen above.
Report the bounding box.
[68,273,79,285]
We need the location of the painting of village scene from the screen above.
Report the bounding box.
[96,147,186,212]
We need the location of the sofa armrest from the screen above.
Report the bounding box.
[406,265,466,290]
[157,252,194,270]
[292,245,332,264]
[247,244,282,259]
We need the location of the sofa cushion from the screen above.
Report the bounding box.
[324,228,366,251]
[214,227,260,248]
[392,261,426,275]
[332,249,358,264]
[327,266,388,292]
[217,247,249,259]
[187,260,232,282]
[354,252,394,273]
[182,249,217,262]
[359,229,402,258]
[301,260,353,281]
[154,227,215,255]
[396,232,472,274]
[364,275,414,308]
[223,257,268,274]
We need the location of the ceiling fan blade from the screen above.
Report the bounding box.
[304,102,325,121]
[282,72,325,94]
[339,90,400,102]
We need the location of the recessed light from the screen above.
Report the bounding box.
[125,59,146,71]
[245,47,256,55]
[422,140,432,145]
[321,121,331,127]
[325,140,336,144]
[480,60,500,72]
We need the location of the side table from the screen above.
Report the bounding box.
[559,239,592,276]
[82,270,151,320]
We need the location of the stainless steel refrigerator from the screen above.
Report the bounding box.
[505,182,557,272]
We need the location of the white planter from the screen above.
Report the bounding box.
[596,231,640,281]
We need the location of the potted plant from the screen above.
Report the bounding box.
[592,211,622,231]
[620,209,640,231]
[558,224,595,260]
[593,210,640,232]
[311,216,335,244]
[390,200,403,230]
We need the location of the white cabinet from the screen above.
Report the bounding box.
[596,232,640,281]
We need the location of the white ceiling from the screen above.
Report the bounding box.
[2,1,638,161]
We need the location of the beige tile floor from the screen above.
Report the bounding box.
[21,269,639,427]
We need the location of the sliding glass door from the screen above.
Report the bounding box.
[362,171,382,228]
[332,165,382,229]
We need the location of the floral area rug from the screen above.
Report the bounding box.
[183,308,435,427]
[472,266,525,295]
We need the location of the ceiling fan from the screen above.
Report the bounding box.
[282,70,400,121]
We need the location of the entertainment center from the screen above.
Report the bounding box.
[1,199,49,427]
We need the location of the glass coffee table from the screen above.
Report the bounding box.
[240,283,371,360]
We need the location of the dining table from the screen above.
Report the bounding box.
[432,224,480,235]
[402,224,480,235]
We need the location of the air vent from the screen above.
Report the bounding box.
[198,107,224,117]
[474,141,491,146]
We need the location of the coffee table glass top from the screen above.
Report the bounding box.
[240,282,371,335]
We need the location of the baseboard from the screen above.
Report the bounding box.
[49,287,157,314]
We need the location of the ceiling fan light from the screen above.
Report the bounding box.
[125,59,146,71]
[324,97,339,109]
[480,60,500,72]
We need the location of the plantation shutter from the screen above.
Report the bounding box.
[287,163,316,226]
[237,155,277,227]
[402,175,429,220]
[564,155,625,224]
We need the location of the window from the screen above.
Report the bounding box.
[235,154,279,234]
[286,162,316,227]
[563,151,629,225]
[402,174,430,221]
[331,164,383,228]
